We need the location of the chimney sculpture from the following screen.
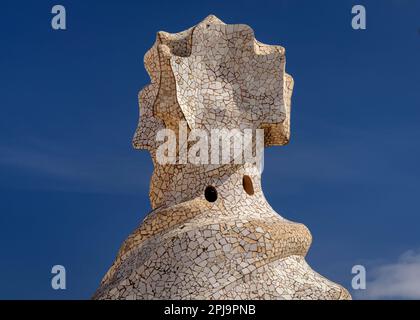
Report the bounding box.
[93,15,351,300]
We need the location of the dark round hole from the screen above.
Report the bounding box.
[204,186,218,202]
[243,175,254,195]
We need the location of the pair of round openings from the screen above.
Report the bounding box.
[204,175,254,202]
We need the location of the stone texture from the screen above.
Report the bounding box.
[93,15,351,300]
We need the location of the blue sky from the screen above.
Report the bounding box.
[0,0,419,299]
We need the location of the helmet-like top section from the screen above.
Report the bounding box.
[133,15,294,151]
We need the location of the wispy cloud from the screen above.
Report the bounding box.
[356,250,420,299]
[0,138,151,194]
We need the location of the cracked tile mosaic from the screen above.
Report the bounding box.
[93,15,351,300]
